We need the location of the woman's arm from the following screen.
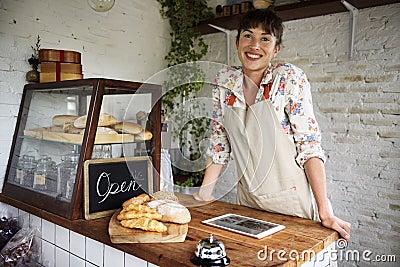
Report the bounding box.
[193,158,224,201]
[194,68,233,201]
[304,158,351,241]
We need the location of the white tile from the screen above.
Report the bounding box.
[104,245,124,267]
[55,247,69,267]
[55,224,70,250]
[86,262,99,267]
[18,209,29,218]
[70,253,86,267]
[41,240,55,267]
[70,231,86,259]
[86,237,104,267]
[42,219,55,243]
[18,209,30,228]
[147,263,160,267]
[8,205,18,217]
[0,202,18,217]
[29,214,42,229]
[125,253,147,267]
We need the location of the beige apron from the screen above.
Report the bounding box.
[223,98,317,220]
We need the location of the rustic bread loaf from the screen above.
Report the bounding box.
[113,121,143,134]
[52,115,79,126]
[147,199,191,224]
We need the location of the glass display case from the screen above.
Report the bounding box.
[3,79,161,219]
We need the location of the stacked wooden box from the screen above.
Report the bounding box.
[39,49,83,83]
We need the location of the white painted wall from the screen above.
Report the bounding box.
[203,3,400,266]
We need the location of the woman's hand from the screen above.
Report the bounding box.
[321,215,351,241]
[193,191,215,202]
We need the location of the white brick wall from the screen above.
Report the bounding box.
[203,3,400,266]
[0,0,170,183]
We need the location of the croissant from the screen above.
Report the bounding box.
[121,217,167,233]
[122,194,150,208]
[117,210,162,221]
[123,203,157,213]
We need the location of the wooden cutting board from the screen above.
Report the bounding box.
[108,209,188,243]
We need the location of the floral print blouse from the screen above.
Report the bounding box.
[206,63,326,169]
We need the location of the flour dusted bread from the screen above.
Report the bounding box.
[147,199,191,224]
[73,113,117,128]
[52,115,79,126]
[120,217,167,233]
[113,121,143,134]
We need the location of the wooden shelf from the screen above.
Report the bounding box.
[198,0,400,35]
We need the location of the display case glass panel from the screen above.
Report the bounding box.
[3,79,161,219]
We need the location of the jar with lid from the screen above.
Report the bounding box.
[57,153,79,200]
[15,155,28,184]
[45,157,58,193]
[33,157,48,191]
[22,156,36,188]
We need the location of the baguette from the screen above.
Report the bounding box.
[79,126,118,135]
[113,121,143,134]
[73,113,117,128]
[135,130,153,141]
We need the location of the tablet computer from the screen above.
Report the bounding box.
[202,213,285,239]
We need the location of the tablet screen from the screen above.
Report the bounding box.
[202,214,285,239]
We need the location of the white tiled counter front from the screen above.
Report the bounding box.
[0,202,157,267]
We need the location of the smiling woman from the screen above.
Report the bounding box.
[194,8,351,244]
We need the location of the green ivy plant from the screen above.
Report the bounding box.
[157,0,214,182]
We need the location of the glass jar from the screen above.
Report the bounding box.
[22,156,36,188]
[33,158,48,191]
[15,155,28,184]
[45,157,58,193]
[102,145,112,158]
[57,153,78,199]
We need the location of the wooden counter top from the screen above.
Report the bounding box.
[0,193,338,267]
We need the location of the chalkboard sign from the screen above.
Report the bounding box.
[83,156,153,220]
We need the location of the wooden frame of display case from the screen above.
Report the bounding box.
[2,78,162,220]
